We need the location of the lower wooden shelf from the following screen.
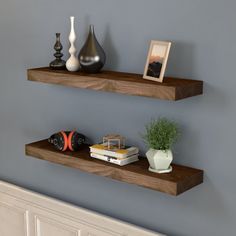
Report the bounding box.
[25,140,204,196]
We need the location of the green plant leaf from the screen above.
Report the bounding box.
[142,118,180,151]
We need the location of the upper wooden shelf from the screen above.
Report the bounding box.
[27,68,203,101]
[25,140,203,196]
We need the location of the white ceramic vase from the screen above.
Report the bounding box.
[146,148,173,174]
[66,16,80,72]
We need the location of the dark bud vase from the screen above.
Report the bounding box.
[50,33,66,69]
[79,25,106,73]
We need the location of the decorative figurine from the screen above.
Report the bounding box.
[48,131,86,152]
[66,16,80,72]
[79,24,106,73]
[49,33,66,69]
[103,134,125,150]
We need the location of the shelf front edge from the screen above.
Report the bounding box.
[25,140,204,196]
[27,68,203,101]
[25,144,178,195]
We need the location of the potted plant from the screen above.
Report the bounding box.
[142,118,179,174]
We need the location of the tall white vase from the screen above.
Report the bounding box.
[66,16,80,72]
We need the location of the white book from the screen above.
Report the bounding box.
[90,153,139,166]
[90,143,139,159]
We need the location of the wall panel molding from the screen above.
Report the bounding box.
[0,180,165,236]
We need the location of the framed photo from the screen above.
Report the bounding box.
[143,40,171,83]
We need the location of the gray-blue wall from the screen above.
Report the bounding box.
[0,0,235,235]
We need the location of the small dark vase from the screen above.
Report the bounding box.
[79,25,106,73]
[49,33,66,69]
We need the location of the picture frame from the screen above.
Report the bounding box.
[143,40,171,83]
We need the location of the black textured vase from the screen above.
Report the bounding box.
[79,25,106,73]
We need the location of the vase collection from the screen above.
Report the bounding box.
[50,16,106,73]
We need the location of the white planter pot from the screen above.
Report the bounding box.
[146,148,173,174]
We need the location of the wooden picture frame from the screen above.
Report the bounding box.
[143,40,171,83]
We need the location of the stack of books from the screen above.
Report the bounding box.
[89,143,139,166]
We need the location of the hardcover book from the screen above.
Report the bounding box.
[90,143,139,159]
[90,153,139,166]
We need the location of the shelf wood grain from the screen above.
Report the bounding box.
[27,67,203,101]
[25,140,204,196]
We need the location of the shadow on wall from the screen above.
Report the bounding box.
[168,41,196,78]
[198,176,232,220]
[102,24,119,70]
[79,15,119,70]
[172,80,230,168]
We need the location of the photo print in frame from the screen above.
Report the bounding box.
[143,40,171,83]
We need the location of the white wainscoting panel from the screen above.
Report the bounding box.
[0,180,165,236]
[0,202,28,236]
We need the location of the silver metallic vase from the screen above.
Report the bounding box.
[79,25,106,73]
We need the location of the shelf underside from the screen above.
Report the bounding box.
[28,68,203,101]
[25,140,203,196]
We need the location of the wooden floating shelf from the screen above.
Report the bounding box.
[27,67,203,101]
[25,140,204,196]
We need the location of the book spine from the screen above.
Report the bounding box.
[89,148,122,158]
[90,153,138,166]
[89,148,139,158]
[91,153,120,164]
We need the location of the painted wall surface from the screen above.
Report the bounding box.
[0,1,235,235]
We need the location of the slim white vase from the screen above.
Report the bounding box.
[66,16,80,72]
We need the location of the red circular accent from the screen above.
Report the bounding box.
[60,131,68,151]
[68,131,75,151]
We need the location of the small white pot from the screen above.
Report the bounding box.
[146,148,173,174]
